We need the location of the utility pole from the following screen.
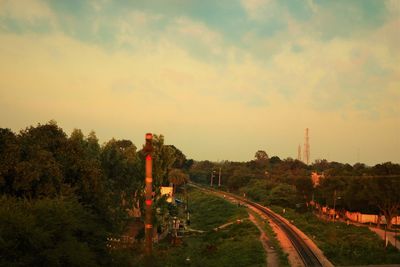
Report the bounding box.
[333,190,337,221]
[218,167,221,187]
[144,133,153,258]
[210,170,215,187]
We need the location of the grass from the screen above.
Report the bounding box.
[249,210,290,267]
[271,206,400,266]
[187,188,248,231]
[136,187,266,267]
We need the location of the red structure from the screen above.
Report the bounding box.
[144,133,153,257]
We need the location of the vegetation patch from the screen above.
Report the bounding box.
[271,207,400,266]
[188,188,248,231]
[141,188,265,267]
[249,210,290,267]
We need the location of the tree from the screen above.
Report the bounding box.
[253,150,269,170]
[0,128,19,194]
[226,167,255,191]
[366,177,400,229]
[315,176,348,207]
[151,135,176,186]
[268,184,298,208]
[166,145,187,169]
[343,177,377,214]
[0,197,106,267]
[101,138,143,231]
[255,150,269,161]
[168,169,189,193]
[269,156,281,165]
[294,177,314,201]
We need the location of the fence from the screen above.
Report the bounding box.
[311,202,400,225]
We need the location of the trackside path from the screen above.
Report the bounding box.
[190,183,334,267]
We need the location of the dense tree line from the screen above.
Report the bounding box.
[189,151,400,228]
[1,122,399,265]
[0,121,189,266]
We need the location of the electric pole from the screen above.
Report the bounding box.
[333,190,336,221]
[144,133,153,257]
[218,167,221,187]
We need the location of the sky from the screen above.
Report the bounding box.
[0,0,399,165]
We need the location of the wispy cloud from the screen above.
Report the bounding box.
[0,0,399,164]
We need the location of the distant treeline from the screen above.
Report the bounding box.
[0,121,190,266]
[188,151,400,228]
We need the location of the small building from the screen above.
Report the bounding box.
[311,172,324,187]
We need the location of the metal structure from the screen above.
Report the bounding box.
[144,133,153,257]
[303,128,310,165]
[297,144,302,161]
[218,167,221,187]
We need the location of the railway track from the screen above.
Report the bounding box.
[190,183,325,267]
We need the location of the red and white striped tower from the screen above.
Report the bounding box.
[144,133,153,256]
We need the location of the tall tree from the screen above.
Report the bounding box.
[168,168,189,193]
[151,135,176,186]
[366,177,400,229]
[0,128,19,194]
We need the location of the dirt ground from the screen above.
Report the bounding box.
[248,212,279,267]
[248,206,305,267]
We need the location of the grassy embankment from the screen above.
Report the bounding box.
[139,187,266,267]
[248,210,290,267]
[271,206,400,266]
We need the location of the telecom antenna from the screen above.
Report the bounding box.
[303,128,310,165]
[297,144,302,161]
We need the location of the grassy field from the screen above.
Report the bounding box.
[271,206,400,266]
[135,187,266,267]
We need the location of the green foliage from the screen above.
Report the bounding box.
[168,168,189,194]
[249,210,290,267]
[364,176,400,228]
[268,184,298,208]
[240,179,270,204]
[0,196,107,267]
[0,122,191,266]
[188,188,247,231]
[294,176,313,201]
[273,207,400,265]
[147,188,265,267]
[151,134,176,186]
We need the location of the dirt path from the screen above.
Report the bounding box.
[248,213,279,267]
[248,206,305,267]
[214,218,248,231]
[369,227,400,250]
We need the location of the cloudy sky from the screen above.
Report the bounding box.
[0,0,399,165]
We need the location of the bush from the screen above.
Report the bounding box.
[0,196,108,267]
[268,184,299,208]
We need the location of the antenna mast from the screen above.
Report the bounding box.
[297,144,302,161]
[303,128,310,165]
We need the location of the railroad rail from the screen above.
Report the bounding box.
[190,183,324,267]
